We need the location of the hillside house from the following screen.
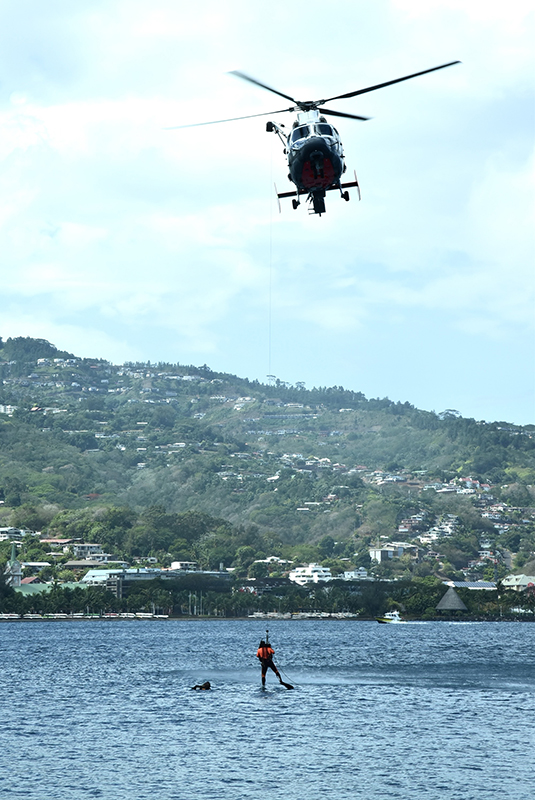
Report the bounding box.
[71,543,104,558]
[288,564,333,585]
[501,574,535,592]
[0,527,26,542]
[20,561,51,574]
[342,567,369,581]
[369,542,420,563]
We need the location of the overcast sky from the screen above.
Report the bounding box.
[1,0,533,424]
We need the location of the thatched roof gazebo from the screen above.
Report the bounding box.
[436,586,468,613]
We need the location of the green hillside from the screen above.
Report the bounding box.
[1,335,534,589]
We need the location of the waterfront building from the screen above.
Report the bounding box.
[501,574,535,592]
[436,587,468,613]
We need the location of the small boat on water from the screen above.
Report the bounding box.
[376,610,404,624]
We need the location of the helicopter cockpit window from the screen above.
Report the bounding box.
[291,126,310,142]
[316,123,334,136]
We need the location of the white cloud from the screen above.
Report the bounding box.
[0,313,141,364]
[0,0,533,423]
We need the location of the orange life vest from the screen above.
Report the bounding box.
[257,645,274,661]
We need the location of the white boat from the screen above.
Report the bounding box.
[376,610,404,624]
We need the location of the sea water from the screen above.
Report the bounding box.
[1,620,533,800]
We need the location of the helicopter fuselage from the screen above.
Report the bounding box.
[268,109,356,214]
[287,111,345,191]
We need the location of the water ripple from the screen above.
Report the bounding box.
[1,620,534,799]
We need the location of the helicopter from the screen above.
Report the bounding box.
[170,61,460,216]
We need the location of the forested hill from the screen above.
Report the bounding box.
[1,335,534,551]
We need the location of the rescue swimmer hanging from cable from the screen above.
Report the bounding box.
[168,61,460,216]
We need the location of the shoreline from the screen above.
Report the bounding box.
[1,613,533,623]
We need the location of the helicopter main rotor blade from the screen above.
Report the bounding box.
[229,70,299,104]
[322,61,461,103]
[165,107,294,129]
[318,107,370,121]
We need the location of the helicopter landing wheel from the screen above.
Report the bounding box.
[342,191,350,202]
[292,199,300,210]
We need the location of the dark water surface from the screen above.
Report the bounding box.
[1,620,534,799]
